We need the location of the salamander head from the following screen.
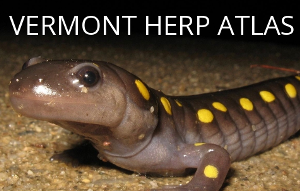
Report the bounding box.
[9,58,158,157]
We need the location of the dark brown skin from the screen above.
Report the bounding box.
[9,58,300,190]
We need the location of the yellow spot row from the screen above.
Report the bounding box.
[135,80,181,115]
[196,83,297,123]
[196,102,227,123]
[160,98,182,115]
[134,78,298,123]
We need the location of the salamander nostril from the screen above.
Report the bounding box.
[22,57,46,70]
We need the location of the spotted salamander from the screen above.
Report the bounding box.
[9,57,300,191]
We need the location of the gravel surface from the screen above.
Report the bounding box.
[1,34,300,190]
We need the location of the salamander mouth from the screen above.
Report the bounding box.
[9,95,65,120]
[9,94,100,124]
[10,93,92,105]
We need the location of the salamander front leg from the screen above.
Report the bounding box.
[153,143,231,191]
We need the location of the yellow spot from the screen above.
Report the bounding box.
[212,102,227,112]
[295,76,300,81]
[194,143,205,146]
[150,106,155,113]
[135,79,150,100]
[239,98,253,111]
[224,145,228,150]
[260,91,275,102]
[197,109,214,123]
[102,141,110,146]
[285,83,297,98]
[161,97,172,115]
[204,165,219,179]
[138,134,145,140]
[81,86,88,93]
[175,99,182,107]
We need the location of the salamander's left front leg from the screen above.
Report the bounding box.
[154,143,231,191]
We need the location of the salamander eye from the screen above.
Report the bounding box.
[76,66,100,87]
